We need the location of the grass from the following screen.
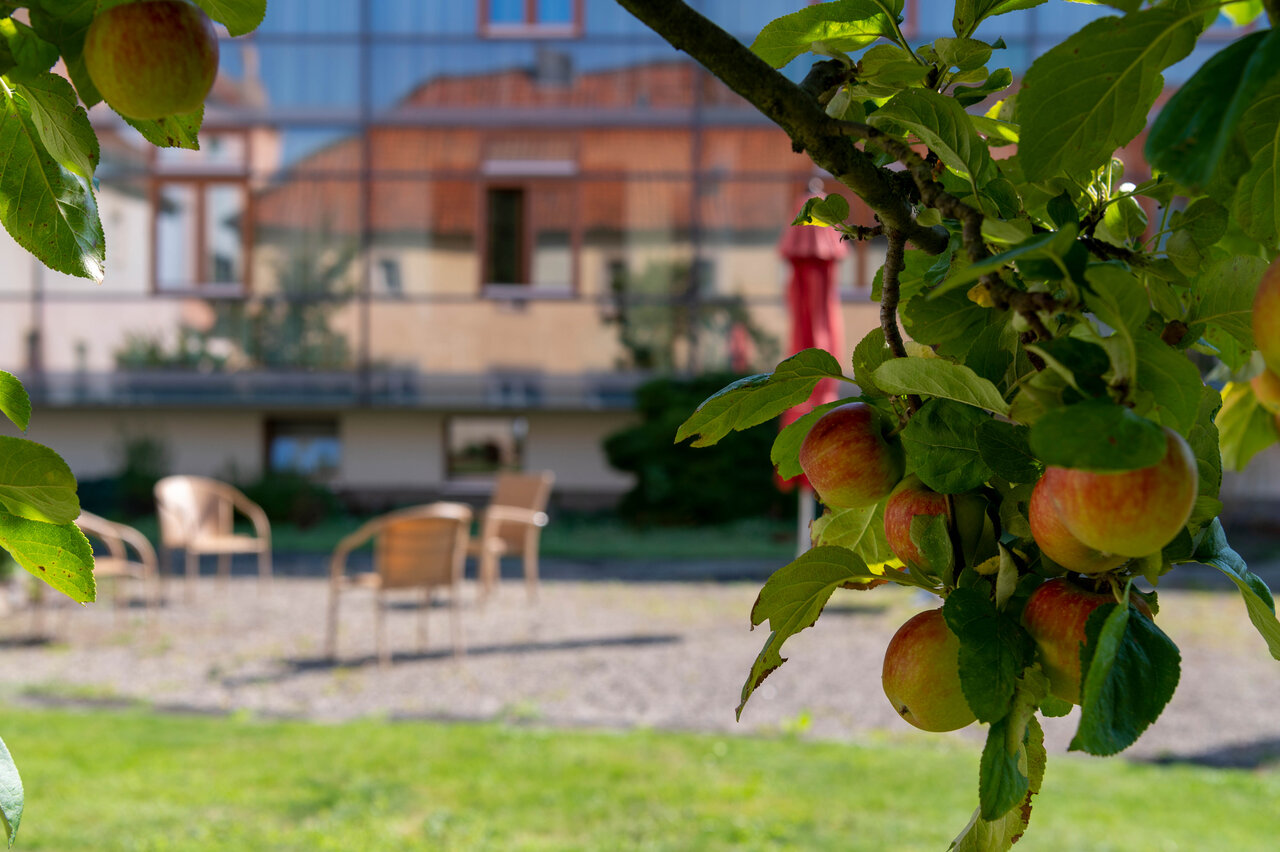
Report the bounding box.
[1,706,1277,851]
[118,512,800,561]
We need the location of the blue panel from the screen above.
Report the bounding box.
[257,0,358,33]
[369,0,476,34]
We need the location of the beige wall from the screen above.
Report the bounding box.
[339,410,447,489]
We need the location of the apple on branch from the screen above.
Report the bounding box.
[797,401,903,509]
[84,0,219,120]
[1029,474,1127,574]
[1252,369,1280,415]
[1036,427,1197,559]
[881,608,976,732]
[1022,578,1152,704]
[1254,257,1280,375]
[883,476,992,572]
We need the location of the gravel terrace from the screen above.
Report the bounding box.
[2,555,1280,766]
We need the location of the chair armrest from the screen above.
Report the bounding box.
[482,506,549,528]
[114,522,159,575]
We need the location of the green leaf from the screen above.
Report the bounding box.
[901,399,994,493]
[8,69,98,181]
[0,18,57,71]
[0,371,30,431]
[771,399,845,480]
[192,0,268,37]
[1218,381,1279,471]
[1186,254,1266,353]
[750,0,901,68]
[1026,337,1110,397]
[1187,386,1223,532]
[0,509,95,602]
[1232,75,1280,244]
[738,545,924,718]
[954,67,1015,108]
[1193,519,1280,660]
[1176,198,1229,248]
[1070,600,1180,756]
[943,587,1033,723]
[963,323,1017,392]
[909,512,953,575]
[811,503,898,567]
[1017,8,1200,182]
[125,108,204,151]
[901,286,997,359]
[868,88,994,184]
[952,0,1047,39]
[932,227,1075,298]
[0,735,20,848]
[28,1,100,106]
[976,420,1039,483]
[872,357,1009,414]
[675,350,848,448]
[1028,398,1167,472]
[1146,30,1280,190]
[933,37,993,72]
[0,435,79,524]
[951,717,1045,850]
[1133,331,1203,436]
[852,327,891,397]
[1082,263,1148,383]
[1223,0,1265,26]
[0,82,104,281]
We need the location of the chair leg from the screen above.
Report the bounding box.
[479,548,498,601]
[524,535,539,601]
[184,551,198,603]
[217,553,231,586]
[450,590,463,658]
[375,591,389,667]
[259,548,272,589]
[324,581,339,660]
[417,587,429,654]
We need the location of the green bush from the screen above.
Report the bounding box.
[604,373,794,525]
[237,472,343,530]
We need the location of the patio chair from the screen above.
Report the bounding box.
[468,471,554,600]
[325,501,472,665]
[75,510,159,611]
[154,475,272,601]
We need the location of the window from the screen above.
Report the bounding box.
[155,180,248,292]
[482,182,575,295]
[446,416,527,479]
[481,0,582,37]
[265,418,341,479]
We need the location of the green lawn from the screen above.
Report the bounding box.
[2,707,1276,851]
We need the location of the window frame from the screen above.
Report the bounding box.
[478,0,584,38]
[443,414,528,481]
[263,416,343,481]
[477,178,580,299]
[151,176,253,295]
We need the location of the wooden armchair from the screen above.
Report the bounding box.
[75,510,158,609]
[154,475,272,600]
[325,501,472,665]
[468,471,554,600]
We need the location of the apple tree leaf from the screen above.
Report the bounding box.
[1186,255,1266,354]
[952,0,1047,40]
[1017,7,1200,181]
[868,87,995,184]
[675,349,849,448]
[900,286,998,359]
[125,108,204,151]
[1187,386,1223,533]
[750,0,902,68]
[811,503,898,568]
[976,420,1039,484]
[28,0,101,106]
[0,735,20,848]
[0,372,30,432]
[873,357,1010,414]
[738,546,932,719]
[1133,331,1203,436]
[192,0,268,37]
[0,81,104,282]
[852,327,891,397]
[1218,381,1279,472]
[1028,398,1167,472]
[1070,600,1180,756]
[901,399,994,494]
[8,68,99,182]
[771,399,845,481]
[952,715,1045,850]
[943,587,1034,724]
[0,18,58,72]
[1193,519,1280,660]
[1232,74,1280,244]
[0,436,80,524]
[0,509,95,602]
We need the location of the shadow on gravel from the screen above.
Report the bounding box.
[1139,737,1280,770]
[221,633,683,688]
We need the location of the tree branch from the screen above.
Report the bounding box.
[614,0,948,254]
[881,230,922,413]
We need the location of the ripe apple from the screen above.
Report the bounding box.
[84,0,219,120]
[798,402,903,508]
[883,477,991,571]
[1028,474,1127,574]
[1254,257,1280,374]
[1039,426,1196,558]
[882,608,975,732]
[1252,368,1280,415]
[1022,578,1151,704]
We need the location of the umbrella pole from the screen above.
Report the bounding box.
[796,486,815,557]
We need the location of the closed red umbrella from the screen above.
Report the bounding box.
[777,186,848,488]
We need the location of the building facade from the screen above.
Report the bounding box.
[1,1,1273,512]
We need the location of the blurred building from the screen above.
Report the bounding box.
[0,1,1270,512]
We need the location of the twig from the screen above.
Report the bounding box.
[881,231,922,413]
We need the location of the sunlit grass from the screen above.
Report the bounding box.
[2,706,1276,851]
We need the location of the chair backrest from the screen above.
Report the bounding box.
[375,510,469,591]
[75,510,127,561]
[488,471,554,548]
[154,475,232,547]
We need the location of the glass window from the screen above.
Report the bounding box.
[370,1,476,34]
[482,0,582,36]
[484,183,576,292]
[156,181,247,292]
[446,416,527,479]
[156,184,197,291]
[266,418,341,479]
[205,185,246,285]
[257,0,359,33]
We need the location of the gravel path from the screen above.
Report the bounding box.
[2,559,1280,766]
